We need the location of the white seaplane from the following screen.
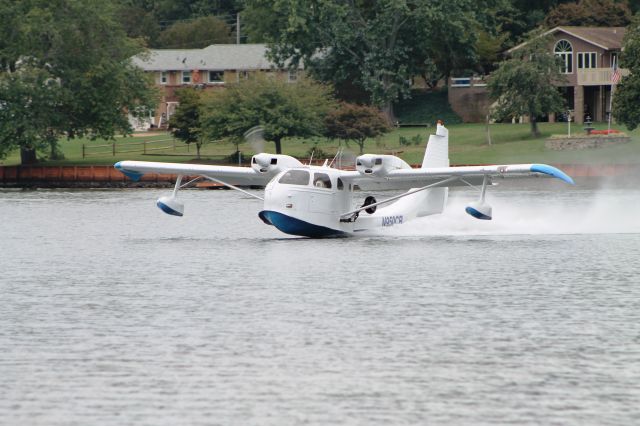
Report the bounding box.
[115,123,574,238]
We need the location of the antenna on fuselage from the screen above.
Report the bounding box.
[328,147,343,169]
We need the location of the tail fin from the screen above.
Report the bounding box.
[377,122,450,220]
[422,122,449,169]
[417,122,449,216]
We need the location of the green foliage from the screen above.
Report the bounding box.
[200,77,336,154]
[305,144,329,159]
[151,0,241,22]
[544,0,631,28]
[393,90,462,125]
[249,0,478,119]
[544,0,632,27]
[0,0,157,164]
[240,2,286,43]
[116,4,161,46]
[399,134,424,146]
[156,15,233,48]
[323,103,390,154]
[169,88,203,156]
[0,66,62,159]
[475,29,510,73]
[614,13,640,130]
[488,32,566,137]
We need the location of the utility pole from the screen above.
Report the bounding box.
[236,14,240,45]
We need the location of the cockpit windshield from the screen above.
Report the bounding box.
[278,169,310,185]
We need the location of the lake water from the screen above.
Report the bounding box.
[1,181,639,425]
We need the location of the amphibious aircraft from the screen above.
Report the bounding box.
[115,123,574,238]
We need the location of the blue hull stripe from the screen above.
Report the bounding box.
[259,210,345,238]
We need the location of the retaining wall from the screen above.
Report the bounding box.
[2,164,639,189]
[545,136,631,150]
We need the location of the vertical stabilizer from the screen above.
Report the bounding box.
[422,122,449,169]
[416,122,449,216]
[379,122,451,221]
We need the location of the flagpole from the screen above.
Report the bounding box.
[608,56,619,133]
[608,83,614,133]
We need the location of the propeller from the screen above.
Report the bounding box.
[244,125,265,153]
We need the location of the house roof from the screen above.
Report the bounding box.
[132,44,303,71]
[507,26,626,53]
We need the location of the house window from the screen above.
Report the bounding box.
[577,52,597,69]
[554,40,573,74]
[160,71,168,84]
[182,71,191,84]
[209,71,224,84]
[611,52,619,68]
[237,70,249,81]
[288,69,298,83]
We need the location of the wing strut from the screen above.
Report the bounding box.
[340,176,459,220]
[201,175,264,201]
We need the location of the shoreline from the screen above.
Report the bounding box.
[1,163,639,189]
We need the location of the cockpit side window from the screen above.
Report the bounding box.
[278,170,310,185]
[374,158,382,165]
[270,158,278,165]
[337,178,344,190]
[313,173,332,189]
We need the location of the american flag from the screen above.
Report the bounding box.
[611,62,622,84]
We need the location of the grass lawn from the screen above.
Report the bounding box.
[2,122,640,167]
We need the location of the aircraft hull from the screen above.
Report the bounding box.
[258,210,346,238]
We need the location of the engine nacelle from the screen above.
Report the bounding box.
[157,195,184,217]
[251,153,303,175]
[355,154,411,177]
[465,200,492,220]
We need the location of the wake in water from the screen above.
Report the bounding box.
[389,186,640,237]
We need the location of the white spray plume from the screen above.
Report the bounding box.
[390,185,640,237]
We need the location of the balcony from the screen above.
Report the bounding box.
[450,76,487,88]
[577,67,629,86]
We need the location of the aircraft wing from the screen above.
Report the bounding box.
[114,160,275,186]
[339,163,574,190]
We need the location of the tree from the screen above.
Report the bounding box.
[0,67,63,162]
[613,13,640,129]
[245,0,478,122]
[169,88,204,158]
[116,3,161,47]
[156,15,233,48]
[200,77,336,154]
[488,32,566,137]
[152,0,241,23]
[0,0,157,165]
[324,103,390,154]
[544,0,631,27]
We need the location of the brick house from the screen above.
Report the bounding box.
[132,44,304,129]
[448,26,628,124]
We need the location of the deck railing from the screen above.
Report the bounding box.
[577,68,630,86]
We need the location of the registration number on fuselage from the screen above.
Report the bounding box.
[382,215,403,227]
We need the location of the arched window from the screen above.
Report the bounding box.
[554,40,573,74]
